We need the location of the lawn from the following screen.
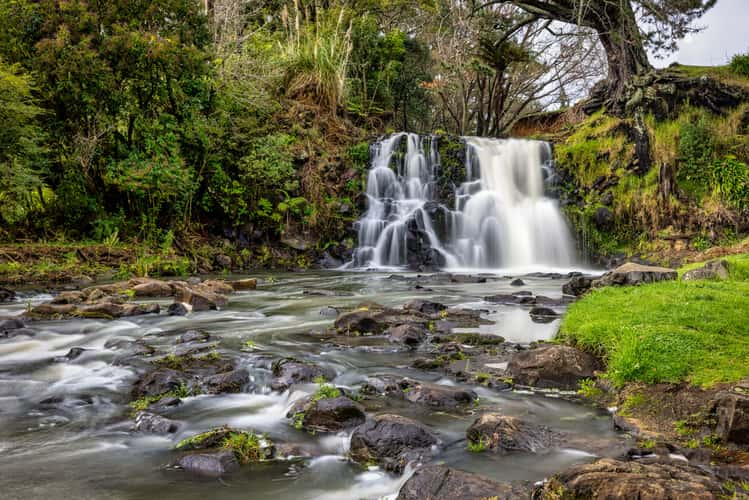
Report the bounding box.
[558,254,749,388]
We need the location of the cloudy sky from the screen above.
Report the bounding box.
[654,0,749,67]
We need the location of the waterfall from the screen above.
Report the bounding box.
[351,133,576,271]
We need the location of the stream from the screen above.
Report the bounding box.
[0,271,628,499]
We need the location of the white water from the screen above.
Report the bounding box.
[352,133,576,271]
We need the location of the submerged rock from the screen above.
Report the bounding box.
[506,345,602,390]
[287,395,366,433]
[466,413,559,453]
[333,309,390,335]
[176,451,239,477]
[385,324,427,347]
[397,465,529,500]
[201,369,249,394]
[539,458,723,499]
[404,383,477,409]
[134,411,179,434]
[593,262,677,288]
[682,259,730,281]
[529,307,560,323]
[403,299,447,315]
[349,414,438,471]
[271,358,335,391]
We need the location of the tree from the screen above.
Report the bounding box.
[474,0,717,103]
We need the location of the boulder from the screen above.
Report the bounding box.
[177,451,239,478]
[506,345,602,390]
[77,302,160,319]
[403,299,447,315]
[0,318,27,338]
[0,287,15,302]
[132,368,192,399]
[132,280,174,297]
[385,324,427,347]
[174,286,227,312]
[50,291,85,304]
[539,458,723,499]
[404,383,477,409]
[466,413,558,453]
[200,369,249,395]
[230,278,257,291]
[713,389,749,445]
[134,411,179,434]
[270,358,335,391]
[63,347,87,360]
[167,302,191,316]
[397,465,529,500]
[562,276,594,296]
[682,260,730,281]
[28,303,76,317]
[592,263,677,288]
[484,292,537,305]
[349,414,438,469]
[199,280,235,295]
[287,395,366,432]
[178,330,211,344]
[529,307,559,324]
[333,309,389,335]
[510,278,525,286]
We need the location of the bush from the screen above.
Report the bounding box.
[729,52,749,78]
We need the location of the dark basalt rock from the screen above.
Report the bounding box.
[403,299,447,315]
[507,345,602,390]
[287,395,366,432]
[397,465,529,500]
[349,414,438,471]
[562,275,594,296]
[167,302,190,316]
[200,369,249,394]
[271,358,335,391]
[176,451,239,478]
[529,307,560,323]
[132,368,192,399]
[333,309,390,335]
[0,287,15,302]
[134,411,179,434]
[385,324,427,347]
[403,382,477,409]
[510,278,525,286]
[63,347,87,360]
[466,413,559,453]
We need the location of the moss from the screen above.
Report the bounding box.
[436,333,505,346]
[129,382,191,414]
[176,427,272,463]
[467,436,489,453]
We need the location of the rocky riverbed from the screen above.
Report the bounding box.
[0,267,744,499]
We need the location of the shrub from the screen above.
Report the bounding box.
[729,52,749,78]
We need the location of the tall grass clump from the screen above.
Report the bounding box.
[281,1,352,114]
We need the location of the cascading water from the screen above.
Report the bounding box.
[351,133,576,271]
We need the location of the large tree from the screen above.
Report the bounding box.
[475,0,717,103]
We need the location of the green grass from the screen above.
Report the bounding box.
[559,254,749,388]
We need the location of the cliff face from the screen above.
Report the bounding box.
[514,65,749,266]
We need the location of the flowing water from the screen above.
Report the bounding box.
[0,272,625,500]
[352,134,576,273]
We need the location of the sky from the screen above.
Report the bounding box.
[654,0,749,67]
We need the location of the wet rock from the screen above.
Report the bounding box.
[27,303,76,317]
[177,330,211,344]
[319,252,344,269]
[361,375,408,395]
[174,286,227,312]
[77,301,160,319]
[466,413,558,453]
[132,368,192,399]
[397,465,529,500]
[593,263,677,288]
[319,306,339,317]
[230,278,257,291]
[403,299,447,315]
[50,291,85,304]
[167,302,191,316]
[333,309,389,335]
[349,414,438,470]
[134,411,179,434]
[1,318,30,338]
[0,286,15,302]
[404,383,477,409]
[484,292,536,305]
[200,280,235,295]
[287,395,366,432]
[132,280,174,297]
[177,451,239,478]
[385,324,427,347]
[713,389,749,445]
[64,347,87,360]
[201,369,249,394]
[510,278,525,286]
[539,458,723,499]
[682,259,730,281]
[507,345,602,390]
[562,275,594,296]
[529,307,559,323]
[270,358,335,391]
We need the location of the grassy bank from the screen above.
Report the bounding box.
[559,254,749,388]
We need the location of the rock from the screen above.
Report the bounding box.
[349,414,438,470]
[713,389,749,445]
[270,358,335,391]
[593,263,677,288]
[682,260,730,281]
[175,286,227,312]
[506,345,602,390]
[385,324,427,347]
[281,236,311,251]
[594,206,615,230]
[64,347,87,360]
[132,368,192,399]
[134,411,179,434]
[177,330,211,344]
[177,451,239,478]
[466,413,558,453]
[510,278,525,286]
[319,306,339,317]
[403,299,447,315]
[77,302,160,319]
[397,465,529,500]
[333,309,389,335]
[562,275,594,296]
[28,303,76,317]
[201,369,249,394]
[200,280,235,295]
[215,254,232,269]
[230,278,257,291]
[539,458,723,499]
[484,292,537,305]
[529,307,559,323]
[404,383,477,409]
[287,396,366,432]
[167,302,191,316]
[0,318,26,337]
[361,375,407,395]
[50,291,85,304]
[132,280,174,297]
[319,252,344,269]
[0,287,15,302]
